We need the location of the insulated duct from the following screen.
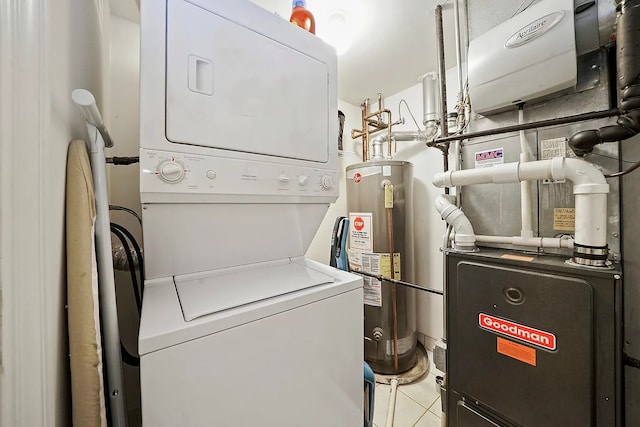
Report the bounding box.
[569,0,640,155]
[422,72,440,131]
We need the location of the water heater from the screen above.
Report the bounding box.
[346,161,417,374]
[468,0,577,114]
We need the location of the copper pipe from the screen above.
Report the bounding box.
[353,99,402,162]
[365,109,392,121]
[352,130,366,139]
[387,111,393,159]
[361,101,366,162]
[366,119,389,129]
[385,183,399,373]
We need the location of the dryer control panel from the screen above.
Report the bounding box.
[140,149,338,198]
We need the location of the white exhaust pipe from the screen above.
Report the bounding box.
[435,195,476,251]
[433,157,609,265]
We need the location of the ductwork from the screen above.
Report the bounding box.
[370,131,437,160]
[422,72,440,129]
[433,157,610,266]
[568,0,640,156]
[369,72,441,160]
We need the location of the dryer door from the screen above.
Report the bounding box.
[165,0,330,163]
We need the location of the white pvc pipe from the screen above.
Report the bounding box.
[385,379,399,427]
[433,157,609,248]
[575,193,608,247]
[72,89,113,148]
[435,194,476,250]
[475,235,574,249]
[519,107,533,238]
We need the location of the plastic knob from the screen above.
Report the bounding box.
[298,175,309,186]
[321,175,334,190]
[279,175,290,184]
[158,161,185,183]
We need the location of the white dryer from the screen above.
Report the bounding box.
[138,0,363,426]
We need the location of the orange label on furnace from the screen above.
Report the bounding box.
[497,337,536,366]
[500,254,534,262]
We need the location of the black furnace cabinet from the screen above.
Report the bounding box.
[445,249,622,426]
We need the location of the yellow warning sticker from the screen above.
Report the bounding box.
[380,253,401,280]
[553,208,576,231]
[384,184,394,208]
[497,337,536,366]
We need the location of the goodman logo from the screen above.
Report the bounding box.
[479,313,556,351]
[505,11,565,48]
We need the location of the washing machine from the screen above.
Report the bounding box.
[138,1,363,425]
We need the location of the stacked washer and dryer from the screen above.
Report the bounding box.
[137,1,363,425]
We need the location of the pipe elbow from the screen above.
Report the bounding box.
[568,130,601,157]
[563,158,609,194]
[434,195,476,250]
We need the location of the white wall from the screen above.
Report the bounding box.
[0,0,110,425]
[108,15,143,423]
[305,100,363,263]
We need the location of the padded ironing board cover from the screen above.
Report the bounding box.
[66,140,107,427]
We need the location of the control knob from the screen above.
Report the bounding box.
[158,160,185,183]
[320,175,334,190]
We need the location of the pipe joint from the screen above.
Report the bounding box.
[551,157,566,181]
[493,163,519,183]
[433,171,453,188]
[573,183,610,195]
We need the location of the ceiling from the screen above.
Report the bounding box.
[109,0,459,105]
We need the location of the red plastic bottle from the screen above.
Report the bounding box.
[289,0,315,34]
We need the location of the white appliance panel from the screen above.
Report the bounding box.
[166,0,329,163]
[139,258,362,354]
[139,148,338,201]
[141,285,363,427]
[175,261,335,321]
[468,0,576,114]
[141,203,329,279]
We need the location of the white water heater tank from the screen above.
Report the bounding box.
[468,0,576,115]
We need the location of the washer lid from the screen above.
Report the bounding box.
[174,260,335,322]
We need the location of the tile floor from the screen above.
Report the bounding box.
[372,350,444,427]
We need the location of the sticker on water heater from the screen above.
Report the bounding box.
[347,249,363,272]
[363,277,382,307]
[349,213,373,252]
[479,313,556,351]
[379,253,401,281]
[355,252,382,306]
[474,148,504,169]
